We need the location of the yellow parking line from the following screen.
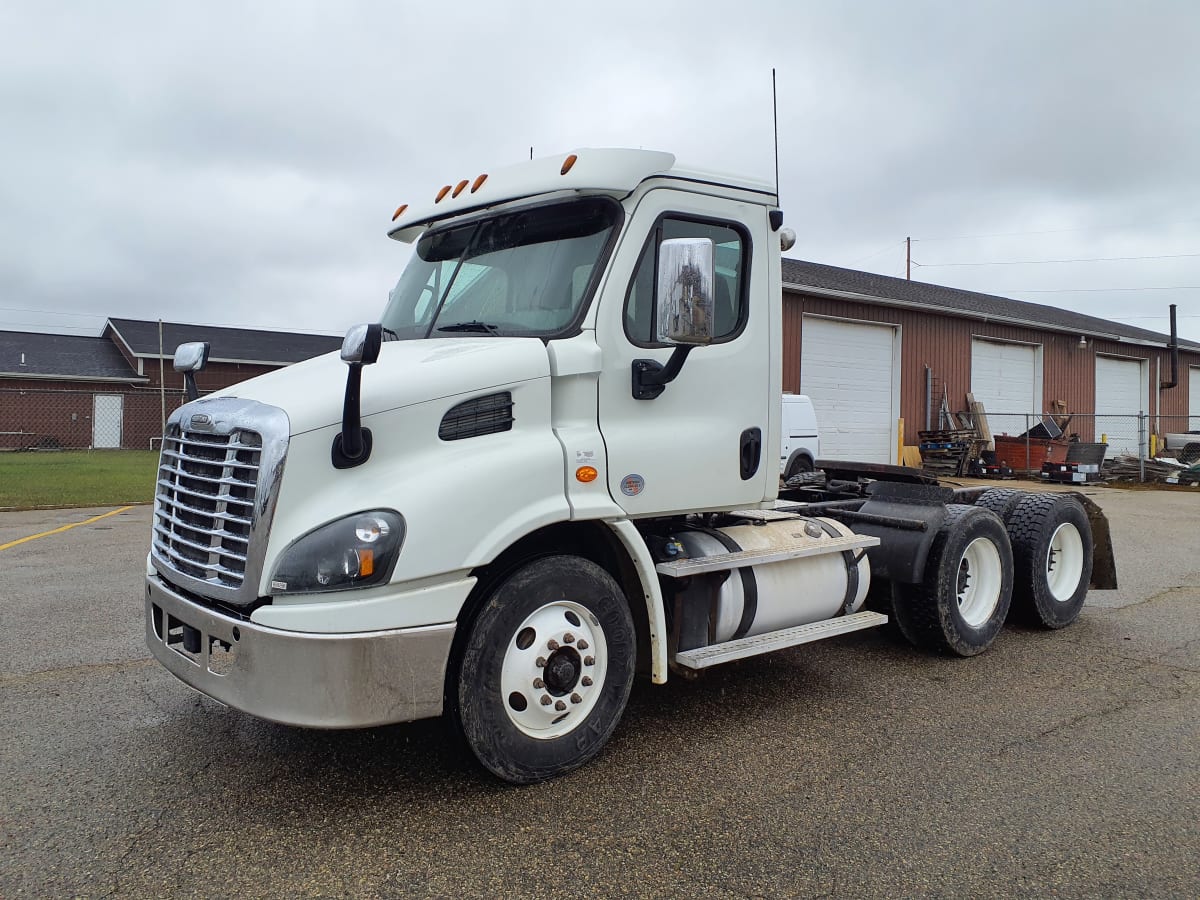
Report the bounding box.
[0,506,134,552]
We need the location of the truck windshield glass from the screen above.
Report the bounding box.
[382,197,620,339]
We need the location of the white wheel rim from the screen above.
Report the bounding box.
[1046,522,1085,602]
[500,600,608,740]
[956,537,1004,627]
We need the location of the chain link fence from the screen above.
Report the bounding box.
[0,386,191,451]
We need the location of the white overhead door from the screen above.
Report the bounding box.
[1095,356,1146,456]
[92,394,123,449]
[801,317,898,463]
[971,339,1040,439]
[1191,366,1200,429]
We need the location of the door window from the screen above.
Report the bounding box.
[624,216,749,346]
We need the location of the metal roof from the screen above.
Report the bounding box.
[105,318,342,365]
[782,259,1199,350]
[0,330,145,381]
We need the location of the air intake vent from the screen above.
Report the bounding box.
[439,392,514,441]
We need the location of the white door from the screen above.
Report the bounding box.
[971,339,1040,439]
[1095,356,1146,456]
[596,191,772,516]
[1191,366,1200,429]
[92,394,123,449]
[801,317,898,463]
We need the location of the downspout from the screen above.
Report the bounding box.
[1159,304,1179,389]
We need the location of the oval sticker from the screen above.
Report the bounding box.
[620,473,645,497]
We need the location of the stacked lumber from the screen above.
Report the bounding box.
[1104,454,1200,484]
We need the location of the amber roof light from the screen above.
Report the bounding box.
[560,154,578,175]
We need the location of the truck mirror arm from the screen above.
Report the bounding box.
[631,346,693,400]
[332,323,383,469]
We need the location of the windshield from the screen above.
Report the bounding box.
[381,197,622,339]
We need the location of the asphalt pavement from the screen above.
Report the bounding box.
[1,488,1198,898]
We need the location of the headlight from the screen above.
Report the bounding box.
[269,510,405,595]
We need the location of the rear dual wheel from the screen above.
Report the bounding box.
[976,490,1093,629]
[891,505,1013,656]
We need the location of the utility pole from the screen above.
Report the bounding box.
[906,236,911,280]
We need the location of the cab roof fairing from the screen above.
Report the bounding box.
[385,148,779,244]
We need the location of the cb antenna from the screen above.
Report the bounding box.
[772,67,780,202]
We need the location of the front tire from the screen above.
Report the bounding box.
[891,505,1013,656]
[454,555,635,784]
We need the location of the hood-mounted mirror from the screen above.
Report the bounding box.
[173,341,211,401]
[332,323,383,469]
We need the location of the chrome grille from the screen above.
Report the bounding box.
[151,398,289,605]
[154,426,261,587]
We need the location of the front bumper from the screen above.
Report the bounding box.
[145,575,456,728]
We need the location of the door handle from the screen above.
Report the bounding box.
[739,427,762,480]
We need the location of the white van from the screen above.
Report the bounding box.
[780,394,820,479]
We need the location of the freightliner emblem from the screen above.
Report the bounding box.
[189,414,213,430]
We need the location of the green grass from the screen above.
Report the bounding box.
[0,450,160,509]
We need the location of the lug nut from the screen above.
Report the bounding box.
[564,633,575,643]
[532,678,545,689]
[577,640,589,651]
[581,676,593,687]
[540,695,552,706]
[584,656,595,666]
[547,639,560,651]
[536,657,547,668]
[570,693,582,704]
[554,700,567,712]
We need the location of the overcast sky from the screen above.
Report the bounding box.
[3,1,1199,343]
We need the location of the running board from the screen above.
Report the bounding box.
[672,611,889,669]
[655,533,879,578]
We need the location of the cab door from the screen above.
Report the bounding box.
[595,189,772,516]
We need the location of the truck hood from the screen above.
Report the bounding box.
[210,337,552,435]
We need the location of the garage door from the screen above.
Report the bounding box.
[801,317,898,463]
[971,339,1040,439]
[1095,356,1146,456]
[1192,366,1200,429]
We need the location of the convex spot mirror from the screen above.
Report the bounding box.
[655,237,715,346]
[173,342,210,373]
[341,323,383,365]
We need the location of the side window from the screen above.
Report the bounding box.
[624,217,749,346]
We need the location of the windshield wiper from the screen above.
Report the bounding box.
[436,320,501,335]
[381,327,400,341]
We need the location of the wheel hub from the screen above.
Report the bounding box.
[543,647,581,695]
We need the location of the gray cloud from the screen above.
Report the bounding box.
[1,0,1198,341]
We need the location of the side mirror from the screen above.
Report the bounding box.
[340,323,383,365]
[332,323,383,469]
[173,341,210,401]
[655,237,715,346]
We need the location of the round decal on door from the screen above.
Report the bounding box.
[620,474,645,497]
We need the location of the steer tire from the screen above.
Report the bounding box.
[1006,493,1092,629]
[891,504,1013,657]
[453,555,635,784]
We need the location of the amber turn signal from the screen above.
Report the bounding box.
[575,466,598,483]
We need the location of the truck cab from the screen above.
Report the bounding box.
[145,149,1106,783]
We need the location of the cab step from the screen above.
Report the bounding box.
[672,610,889,669]
[654,533,879,578]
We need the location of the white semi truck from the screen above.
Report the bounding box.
[146,149,1116,783]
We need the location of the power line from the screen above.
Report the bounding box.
[914,216,1200,242]
[915,252,1200,268]
[1006,285,1200,294]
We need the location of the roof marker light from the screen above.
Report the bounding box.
[452,179,469,198]
[391,203,408,222]
[471,173,488,193]
[561,154,578,175]
[435,185,452,203]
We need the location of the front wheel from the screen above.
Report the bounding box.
[891,504,1014,656]
[453,555,635,784]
